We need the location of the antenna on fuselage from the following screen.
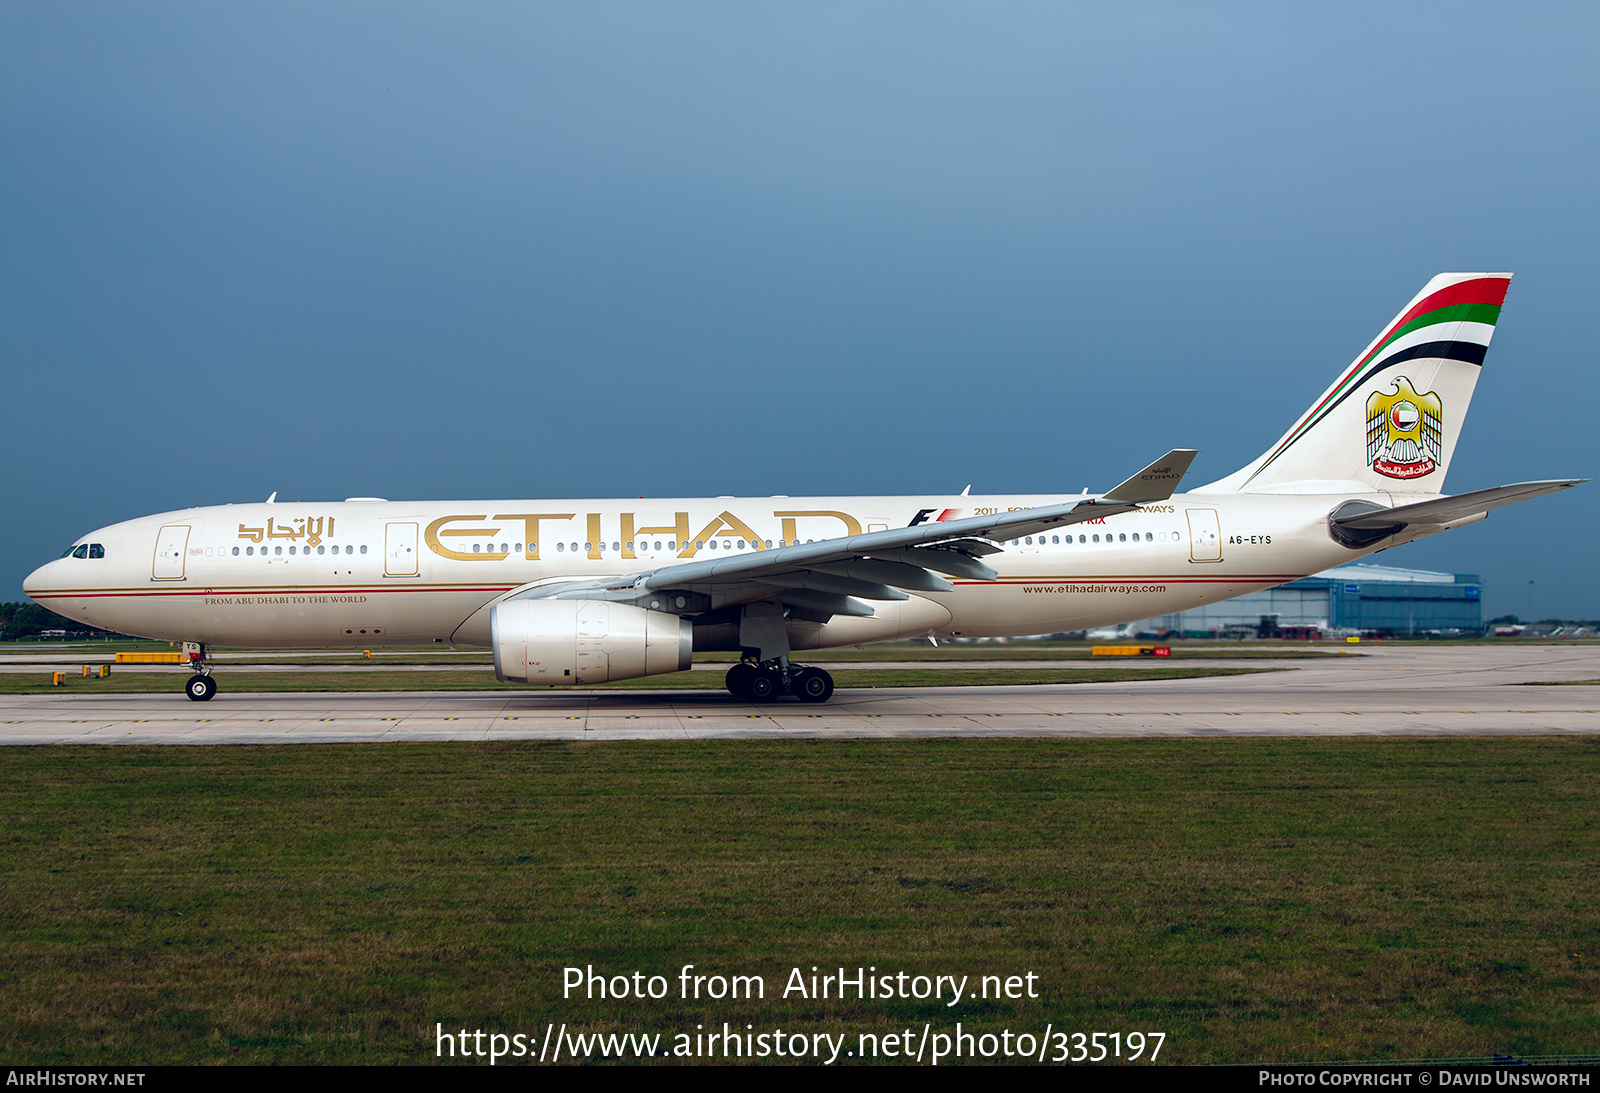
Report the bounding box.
[265,491,277,504]
[960,485,971,496]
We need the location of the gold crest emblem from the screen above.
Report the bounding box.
[1366,376,1442,480]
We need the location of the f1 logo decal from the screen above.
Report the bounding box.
[907,508,939,527]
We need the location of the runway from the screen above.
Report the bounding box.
[0,644,1595,744]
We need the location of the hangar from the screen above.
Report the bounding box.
[1128,563,1483,638]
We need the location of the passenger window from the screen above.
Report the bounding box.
[232,547,240,556]
[584,542,593,552]
[360,545,367,554]
[557,542,565,551]
[289,545,297,555]
[246,546,254,556]
[627,541,635,551]
[1092,535,1099,543]
[318,545,326,555]
[1119,533,1126,542]
[275,546,283,556]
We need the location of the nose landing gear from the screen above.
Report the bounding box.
[182,641,216,701]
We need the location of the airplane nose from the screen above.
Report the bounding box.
[23,562,51,598]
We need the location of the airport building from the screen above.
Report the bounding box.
[1126,562,1483,638]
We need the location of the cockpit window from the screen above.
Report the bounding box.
[71,545,89,559]
[89,544,104,559]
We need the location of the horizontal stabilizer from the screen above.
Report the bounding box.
[1333,479,1586,529]
[1102,449,1198,503]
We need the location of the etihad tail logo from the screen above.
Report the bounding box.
[1366,376,1442,480]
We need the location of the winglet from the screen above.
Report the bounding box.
[1102,449,1199,503]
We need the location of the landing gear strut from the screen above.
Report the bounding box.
[183,641,217,702]
[724,658,834,703]
[725,600,834,702]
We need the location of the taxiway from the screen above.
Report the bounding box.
[0,645,1594,744]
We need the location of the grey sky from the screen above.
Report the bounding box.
[3,2,1594,618]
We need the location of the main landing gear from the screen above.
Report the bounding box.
[182,641,217,702]
[727,600,834,702]
[724,659,835,703]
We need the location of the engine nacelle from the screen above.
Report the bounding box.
[491,599,693,685]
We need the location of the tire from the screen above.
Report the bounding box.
[185,674,216,702]
[795,668,834,703]
[725,663,757,696]
[747,671,779,701]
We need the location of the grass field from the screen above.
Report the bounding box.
[0,738,1594,1065]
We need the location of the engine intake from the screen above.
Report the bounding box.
[491,599,693,685]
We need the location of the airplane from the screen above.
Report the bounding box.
[22,273,1583,703]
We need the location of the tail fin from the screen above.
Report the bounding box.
[1202,273,1512,494]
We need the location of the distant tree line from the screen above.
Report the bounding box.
[0,602,119,640]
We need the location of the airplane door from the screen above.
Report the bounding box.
[1186,509,1222,562]
[152,524,191,580]
[384,522,419,577]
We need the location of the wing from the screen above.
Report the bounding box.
[507,449,1198,621]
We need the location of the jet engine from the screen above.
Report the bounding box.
[491,599,693,685]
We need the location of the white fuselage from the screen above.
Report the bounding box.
[25,490,1404,650]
